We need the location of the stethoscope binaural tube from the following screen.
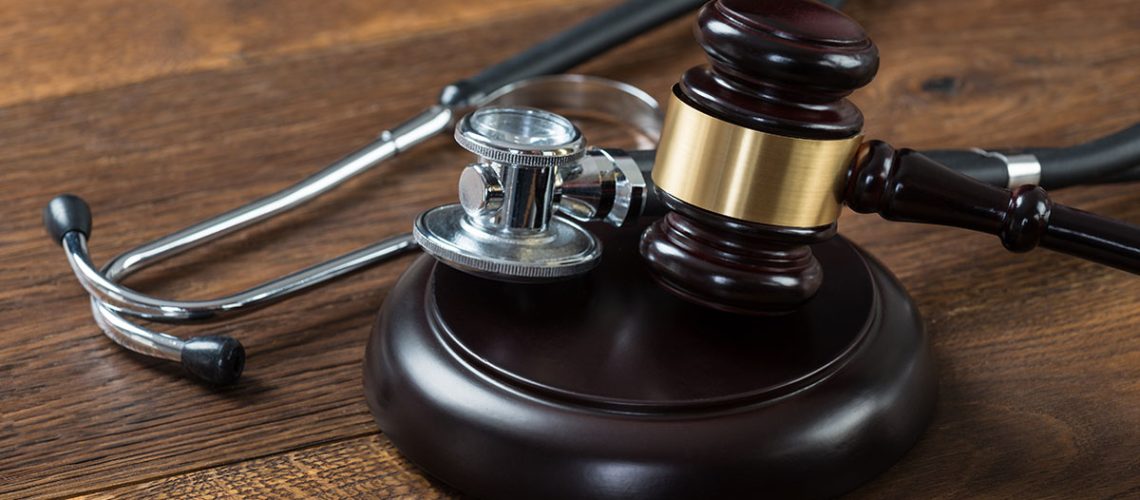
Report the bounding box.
[58,218,418,323]
[45,193,420,382]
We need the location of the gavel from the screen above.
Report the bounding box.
[641,0,1139,314]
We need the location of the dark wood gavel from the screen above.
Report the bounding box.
[640,0,1140,314]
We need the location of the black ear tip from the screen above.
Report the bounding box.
[180,336,246,385]
[44,194,93,245]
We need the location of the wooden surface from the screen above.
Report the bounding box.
[0,0,1136,497]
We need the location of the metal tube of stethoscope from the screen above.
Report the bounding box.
[85,232,418,383]
[62,230,419,322]
[102,107,451,281]
[43,107,450,384]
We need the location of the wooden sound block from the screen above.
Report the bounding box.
[363,222,936,499]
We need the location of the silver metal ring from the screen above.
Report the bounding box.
[971,148,1043,188]
[479,74,663,147]
[414,204,601,282]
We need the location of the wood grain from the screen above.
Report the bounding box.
[0,0,1137,498]
[88,435,457,499]
[0,0,612,108]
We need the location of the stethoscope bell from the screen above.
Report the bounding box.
[415,107,603,282]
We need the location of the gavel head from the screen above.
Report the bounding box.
[640,0,879,314]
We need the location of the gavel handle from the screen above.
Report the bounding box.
[846,141,1140,274]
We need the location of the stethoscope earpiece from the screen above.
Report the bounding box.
[44,194,92,246]
[180,336,245,385]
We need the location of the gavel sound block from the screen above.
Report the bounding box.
[364,0,1139,498]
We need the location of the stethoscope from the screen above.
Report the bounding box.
[45,74,666,384]
[43,0,1140,385]
[42,0,702,384]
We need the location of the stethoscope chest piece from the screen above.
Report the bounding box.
[414,205,600,282]
[414,107,603,282]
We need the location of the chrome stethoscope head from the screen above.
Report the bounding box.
[417,107,602,282]
[416,106,650,282]
[43,75,663,385]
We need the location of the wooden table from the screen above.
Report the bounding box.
[2,0,1137,497]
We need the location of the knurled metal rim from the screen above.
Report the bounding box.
[454,110,586,168]
[413,205,602,282]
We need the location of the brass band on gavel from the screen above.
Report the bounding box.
[652,93,862,228]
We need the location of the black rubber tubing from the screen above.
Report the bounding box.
[922,123,1140,189]
[1102,165,1140,184]
[440,0,708,107]
[1030,124,1140,188]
